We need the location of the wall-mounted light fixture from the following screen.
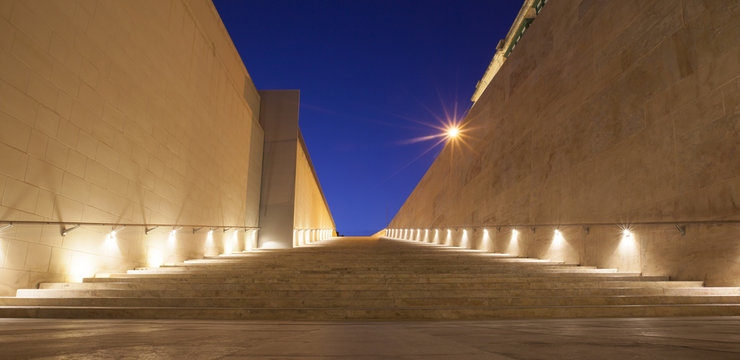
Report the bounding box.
[61,224,80,237]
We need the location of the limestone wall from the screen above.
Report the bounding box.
[293,132,335,245]
[389,1,740,286]
[0,0,262,294]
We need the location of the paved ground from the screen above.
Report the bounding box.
[0,317,739,359]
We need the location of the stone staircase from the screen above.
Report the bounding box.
[1,237,739,320]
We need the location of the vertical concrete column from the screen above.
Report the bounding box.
[257,90,300,248]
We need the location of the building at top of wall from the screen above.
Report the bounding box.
[471,0,547,103]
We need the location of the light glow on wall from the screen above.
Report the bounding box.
[104,230,118,253]
[168,229,178,247]
[248,229,256,250]
[618,228,636,253]
[460,229,469,248]
[553,229,564,247]
[224,229,237,254]
[207,230,214,247]
[424,229,429,242]
[507,228,520,255]
[482,229,491,252]
[69,253,95,282]
[434,229,439,244]
[446,229,452,246]
[148,247,164,267]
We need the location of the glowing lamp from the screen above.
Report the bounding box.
[447,126,460,138]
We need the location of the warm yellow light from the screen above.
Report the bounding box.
[447,126,460,138]
[206,230,214,246]
[553,229,564,247]
[104,230,119,253]
[148,248,164,267]
[168,230,177,246]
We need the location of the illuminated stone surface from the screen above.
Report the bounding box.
[1,237,738,320]
[0,0,335,295]
[390,0,740,286]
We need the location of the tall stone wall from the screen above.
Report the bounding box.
[293,132,335,244]
[389,1,740,285]
[0,0,262,294]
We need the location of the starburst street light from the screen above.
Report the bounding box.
[446,126,460,139]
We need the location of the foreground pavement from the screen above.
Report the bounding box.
[0,317,738,359]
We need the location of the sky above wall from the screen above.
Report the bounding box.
[213,0,522,235]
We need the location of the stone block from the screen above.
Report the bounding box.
[25,157,63,192]
[0,268,28,296]
[82,204,113,223]
[2,178,38,214]
[69,101,96,134]
[675,114,739,193]
[65,149,86,178]
[75,131,98,159]
[4,239,28,270]
[44,137,68,169]
[84,159,112,189]
[95,143,119,169]
[0,81,37,125]
[23,242,51,272]
[77,82,104,116]
[60,172,89,202]
[0,52,29,92]
[47,246,71,275]
[0,111,31,152]
[54,195,84,222]
[88,184,125,216]
[77,57,99,88]
[56,118,79,149]
[25,129,47,158]
[34,105,60,138]
[54,91,74,121]
[27,73,58,111]
[35,189,54,219]
[50,61,80,97]
[11,32,53,80]
[0,142,28,181]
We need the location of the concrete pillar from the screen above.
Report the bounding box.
[257,90,300,249]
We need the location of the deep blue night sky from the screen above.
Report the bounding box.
[213,0,522,235]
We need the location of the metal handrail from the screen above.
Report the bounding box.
[389,219,740,236]
[0,220,259,236]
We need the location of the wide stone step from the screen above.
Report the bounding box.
[140,263,602,271]
[82,276,702,287]
[17,281,707,298]
[19,286,740,298]
[117,269,622,278]
[3,295,740,308]
[0,304,738,320]
[89,274,666,284]
[44,281,731,293]
[85,275,669,286]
